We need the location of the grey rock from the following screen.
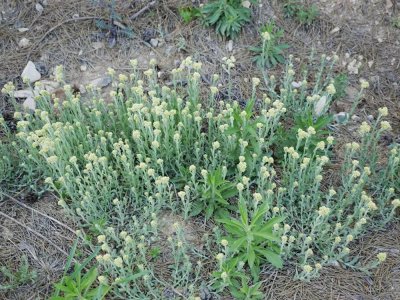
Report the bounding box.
[90,76,112,88]
[334,112,349,124]
[23,97,36,111]
[21,61,41,83]
[226,40,233,52]
[79,85,86,94]
[35,3,44,13]
[18,38,30,48]
[150,38,159,47]
[14,90,34,98]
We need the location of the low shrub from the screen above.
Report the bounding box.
[1,55,398,297]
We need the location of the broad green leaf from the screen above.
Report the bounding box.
[263,216,285,231]
[230,236,246,252]
[238,200,248,225]
[253,230,280,243]
[256,248,283,268]
[247,245,256,269]
[81,267,97,291]
[250,203,269,226]
[217,217,243,231]
[190,202,204,217]
[205,204,215,219]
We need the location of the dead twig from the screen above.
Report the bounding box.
[0,210,72,259]
[27,16,106,60]
[1,191,76,234]
[130,1,157,20]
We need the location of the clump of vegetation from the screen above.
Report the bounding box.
[1,54,399,298]
[0,256,37,291]
[283,0,319,25]
[250,21,290,69]
[332,73,348,101]
[50,240,110,300]
[391,16,400,29]
[201,0,255,38]
[179,7,202,24]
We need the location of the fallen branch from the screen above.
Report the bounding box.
[130,1,157,20]
[0,210,72,259]
[27,16,105,59]
[1,191,76,234]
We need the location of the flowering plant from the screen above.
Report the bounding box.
[1,54,398,297]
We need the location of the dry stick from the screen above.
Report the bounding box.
[26,16,104,60]
[1,192,76,234]
[130,1,157,20]
[0,210,72,259]
[27,1,157,60]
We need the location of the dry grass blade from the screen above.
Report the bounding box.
[1,192,76,234]
[0,210,71,259]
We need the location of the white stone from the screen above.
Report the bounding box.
[334,112,349,124]
[17,28,29,33]
[35,3,44,13]
[23,97,36,111]
[226,40,233,52]
[90,76,112,88]
[21,61,41,83]
[330,27,340,34]
[18,38,30,48]
[14,90,33,98]
[79,85,86,94]
[39,80,60,90]
[291,81,302,88]
[80,64,87,72]
[150,38,159,47]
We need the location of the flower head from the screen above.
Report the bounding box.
[377,252,387,262]
[326,83,336,95]
[97,235,106,244]
[378,107,388,117]
[380,121,391,131]
[113,257,123,268]
[358,122,371,135]
[261,31,271,41]
[303,265,313,273]
[216,253,224,261]
[360,79,369,89]
[318,206,330,217]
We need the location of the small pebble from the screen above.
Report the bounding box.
[18,38,30,48]
[150,38,159,47]
[35,3,44,13]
